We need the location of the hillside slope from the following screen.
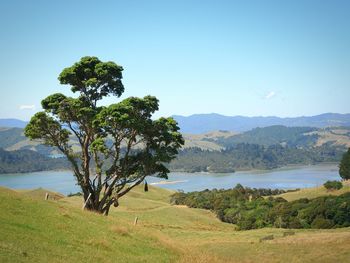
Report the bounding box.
[1,126,349,153]
[277,180,350,201]
[1,185,350,262]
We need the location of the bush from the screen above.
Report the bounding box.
[311,217,333,229]
[67,192,82,197]
[323,180,343,191]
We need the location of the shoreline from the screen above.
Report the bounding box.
[150,180,189,185]
[0,162,339,176]
[169,162,339,175]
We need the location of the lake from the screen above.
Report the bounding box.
[0,164,340,195]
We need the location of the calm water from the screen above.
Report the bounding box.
[0,164,340,195]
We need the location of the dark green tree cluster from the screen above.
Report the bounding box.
[267,194,350,230]
[339,148,350,180]
[170,185,350,230]
[169,143,344,173]
[0,148,68,173]
[323,180,343,191]
[25,56,184,215]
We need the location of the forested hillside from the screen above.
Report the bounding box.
[170,184,350,230]
[169,144,344,173]
[0,125,349,174]
[0,148,68,173]
[208,126,319,147]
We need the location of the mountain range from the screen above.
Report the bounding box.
[0,119,28,128]
[173,113,350,134]
[1,113,350,134]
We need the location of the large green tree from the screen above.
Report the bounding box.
[339,148,350,180]
[25,56,184,215]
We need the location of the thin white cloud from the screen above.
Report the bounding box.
[19,104,36,110]
[264,91,276,99]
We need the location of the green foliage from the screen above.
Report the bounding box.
[67,192,83,197]
[0,148,68,173]
[58,56,124,102]
[339,148,350,180]
[207,125,319,147]
[25,112,71,150]
[169,143,344,173]
[171,186,350,230]
[24,56,184,215]
[323,180,343,191]
[311,217,333,229]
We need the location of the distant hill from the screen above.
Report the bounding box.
[0,125,348,173]
[173,113,350,133]
[209,126,320,148]
[3,114,350,134]
[0,127,79,156]
[1,125,349,154]
[0,148,68,173]
[0,118,27,128]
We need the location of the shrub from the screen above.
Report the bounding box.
[311,217,334,229]
[323,180,343,191]
[67,192,82,197]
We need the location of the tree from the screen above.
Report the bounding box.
[323,180,343,191]
[25,56,184,215]
[339,148,350,180]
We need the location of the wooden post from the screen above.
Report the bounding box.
[82,193,92,210]
[45,193,49,200]
[134,216,138,226]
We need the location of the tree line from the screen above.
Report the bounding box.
[0,148,68,173]
[168,143,344,173]
[170,184,350,230]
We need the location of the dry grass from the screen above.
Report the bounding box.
[110,225,130,236]
[306,127,350,147]
[277,180,350,201]
[183,130,238,150]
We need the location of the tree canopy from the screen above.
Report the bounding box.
[25,56,184,215]
[339,148,350,180]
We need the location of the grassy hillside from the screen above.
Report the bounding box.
[311,127,350,148]
[277,180,350,201]
[1,185,350,262]
[183,130,237,150]
[0,186,179,263]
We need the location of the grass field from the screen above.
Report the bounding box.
[1,185,350,262]
[277,180,350,201]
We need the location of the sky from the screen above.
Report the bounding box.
[0,0,349,120]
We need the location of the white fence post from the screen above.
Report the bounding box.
[82,193,92,210]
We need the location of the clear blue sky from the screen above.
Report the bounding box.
[0,0,349,120]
